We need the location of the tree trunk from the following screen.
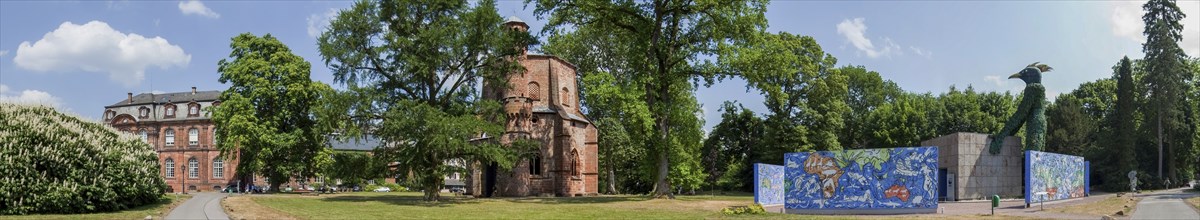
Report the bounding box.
[1157,115,1163,178]
[424,168,442,201]
[652,116,675,199]
[607,164,618,194]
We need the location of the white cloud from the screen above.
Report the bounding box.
[307,8,340,38]
[178,0,220,19]
[1110,0,1200,57]
[909,46,931,59]
[13,21,191,86]
[984,75,1008,87]
[837,18,902,58]
[0,84,63,108]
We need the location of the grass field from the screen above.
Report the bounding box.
[232,191,1040,220]
[1045,194,1140,217]
[239,191,802,219]
[0,194,190,220]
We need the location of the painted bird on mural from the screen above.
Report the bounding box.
[989,62,1052,155]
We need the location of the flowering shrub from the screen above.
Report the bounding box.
[0,104,166,214]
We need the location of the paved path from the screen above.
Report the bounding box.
[165,193,230,220]
[1131,188,1200,220]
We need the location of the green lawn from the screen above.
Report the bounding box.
[0,194,189,220]
[246,191,813,219]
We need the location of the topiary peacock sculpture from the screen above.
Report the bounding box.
[989,62,1052,155]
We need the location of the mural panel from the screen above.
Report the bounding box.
[784,147,938,211]
[754,163,785,205]
[1025,150,1088,205]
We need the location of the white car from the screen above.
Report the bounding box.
[373,187,391,192]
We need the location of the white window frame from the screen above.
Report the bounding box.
[213,158,224,178]
[166,106,175,116]
[188,158,199,178]
[139,129,148,142]
[189,105,199,115]
[165,129,175,146]
[165,159,175,178]
[188,128,198,145]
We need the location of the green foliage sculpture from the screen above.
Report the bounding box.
[0,104,166,214]
[989,62,1053,154]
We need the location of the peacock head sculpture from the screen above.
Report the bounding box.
[1008,62,1053,84]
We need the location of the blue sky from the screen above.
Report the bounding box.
[1,0,1197,133]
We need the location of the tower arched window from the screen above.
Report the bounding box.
[165,158,175,178]
[187,158,199,178]
[188,128,198,145]
[529,153,542,176]
[561,88,570,107]
[527,82,540,100]
[165,129,176,146]
[212,158,224,178]
[570,149,581,177]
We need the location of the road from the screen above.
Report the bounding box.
[165,193,230,220]
[1131,187,1200,220]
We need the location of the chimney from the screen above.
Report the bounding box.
[127,92,133,104]
[191,87,197,95]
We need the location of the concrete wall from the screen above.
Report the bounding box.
[922,132,1023,201]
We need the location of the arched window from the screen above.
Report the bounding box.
[212,158,224,178]
[527,82,540,100]
[188,158,199,178]
[212,128,218,145]
[139,107,150,118]
[529,153,542,175]
[165,129,176,146]
[105,110,115,120]
[561,88,570,106]
[139,129,148,143]
[571,149,581,177]
[188,128,199,145]
[165,158,175,178]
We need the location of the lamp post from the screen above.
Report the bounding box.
[181,164,188,194]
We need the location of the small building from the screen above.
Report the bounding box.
[466,16,599,197]
[922,132,1024,201]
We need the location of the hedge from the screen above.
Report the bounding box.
[0,103,166,215]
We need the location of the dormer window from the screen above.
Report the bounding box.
[188,103,200,117]
[139,107,150,119]
[165,104,177,118]
[105,110,116,120]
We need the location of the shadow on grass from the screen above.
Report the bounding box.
[503,195,649,204]
[319,194,484,207]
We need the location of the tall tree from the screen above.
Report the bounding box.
[867,93,940,148]
[316,0,535,201]
[531,0,768,198]
[1110,56,1139,190]
[211,33,333,192]
[1045,94,1095,156]
[839,65,903,149]
[721,32,847,157]
[701,101,764,191]
[1141,0,1189,179]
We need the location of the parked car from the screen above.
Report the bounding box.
[373,187,392,192]
[449,187,465,193]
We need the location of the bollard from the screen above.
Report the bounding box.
[991,195,1000,215]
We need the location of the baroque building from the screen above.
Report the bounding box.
[467,16,599,197]
[104,87,232,193]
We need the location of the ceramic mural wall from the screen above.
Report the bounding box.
[754,163,785,205]
[784,147,939,210]
[1025,150,1088,205]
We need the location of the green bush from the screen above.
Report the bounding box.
[0,104,166,214]
[720,204,766,215]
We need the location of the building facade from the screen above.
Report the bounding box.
[104,87,233,193]
[467,17,600,197]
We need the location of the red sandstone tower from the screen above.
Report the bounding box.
[468,16,599,197]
